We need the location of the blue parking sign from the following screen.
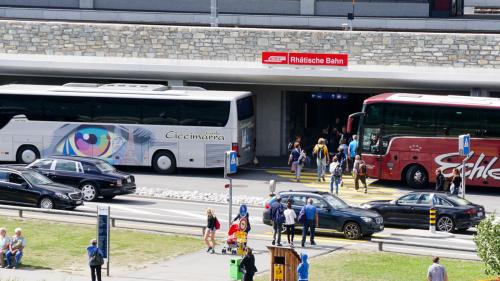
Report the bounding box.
[459,134,470,156]
[225,151,237,175]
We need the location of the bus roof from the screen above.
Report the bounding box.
[365,93,500,109]
[0,83,252,101]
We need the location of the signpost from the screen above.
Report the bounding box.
[458,134,471,198]
[97,205,110,276]
[224,151,237,226]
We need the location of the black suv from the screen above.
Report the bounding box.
[263,191,384,239]
[0,166,83,210]
[28,156,136,202]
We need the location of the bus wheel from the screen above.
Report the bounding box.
[152,151,176,174]
[405,165,428,189]
[16,145,40,164]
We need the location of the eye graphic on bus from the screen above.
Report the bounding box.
[56,126,126,159]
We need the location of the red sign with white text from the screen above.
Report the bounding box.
[262,52,348,67]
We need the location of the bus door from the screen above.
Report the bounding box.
[358,104,384,180]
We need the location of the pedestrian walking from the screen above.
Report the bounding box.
[435,168,445,192]
[427,256,448,281]
[449,168,461,196]
[300,198,318,247]
[284,201,297,247]
[336,141,347,173]
[87,239,104,281]
[270,196,285,246]
[288,142,302,182]
[329,156,342,195]
[0,227,10,268]
[240,247,258,281]
[297,253,309,281]
[313,138,329,182]
[347,135,358,172]
[353,155,367,193]
[204,208,219,254]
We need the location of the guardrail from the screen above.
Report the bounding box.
[0,204,206,235]
[371,238,477,253]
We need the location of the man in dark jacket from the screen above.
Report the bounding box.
[435,168,445,191]
[240,247,258,281]
[270,196,285,246]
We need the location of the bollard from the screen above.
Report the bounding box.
[429,208,436,233]
[18,210,23,218]
[111,218,116,227]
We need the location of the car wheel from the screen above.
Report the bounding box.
[39,197,54,209]
[405,165,428,189]
[16,145,40,164]
[81,183,98,202]
[437,215,455,232]
[343,222,362,239]
[152,151,177,174]
[103,195,116,200]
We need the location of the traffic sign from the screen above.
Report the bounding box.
[225,151,237,175]
[459,134,470,156]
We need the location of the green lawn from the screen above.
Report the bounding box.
[0,217,203,272]
[255,251,494,281]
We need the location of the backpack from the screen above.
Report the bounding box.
[333,165,342,178]
[359,163,367,176]
[297,207,306,224]
[315,145,326,160]
[89,248,104,266]
[215,217,221,230]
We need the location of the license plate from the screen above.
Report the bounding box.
[478,212,483,217]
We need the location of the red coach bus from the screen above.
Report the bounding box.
[348,93,500,189]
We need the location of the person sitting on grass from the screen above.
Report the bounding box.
[0,227,11,268]
[5,228,26,269]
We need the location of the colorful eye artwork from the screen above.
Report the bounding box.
[57,127,114,158]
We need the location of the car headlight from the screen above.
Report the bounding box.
[361,216,373,223]
[360,204,372,209]
[55,193,69,200]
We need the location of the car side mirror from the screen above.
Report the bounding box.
[322,206,331,212]
[21,182,30,189]
[391,200,398,205]
[86,168,99,174]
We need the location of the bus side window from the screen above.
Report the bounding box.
[482,110,500,137]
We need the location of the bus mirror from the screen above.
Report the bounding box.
[347,112,364,134]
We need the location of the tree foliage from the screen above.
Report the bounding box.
[474,214,500,278]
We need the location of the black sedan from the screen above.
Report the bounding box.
[360,192,485,232]
[263,191,384,239]
[28,156,136,202]
[0,166,83,210]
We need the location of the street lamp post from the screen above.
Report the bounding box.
[210,0,218,27]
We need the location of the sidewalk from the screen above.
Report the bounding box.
[0,237,340,281]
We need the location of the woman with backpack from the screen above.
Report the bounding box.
[87,239,104,281]
[204,208,219,254]
[288,142,303,182]
[313,138,329,182]
[329,156,342,196]
[353,155,368,193]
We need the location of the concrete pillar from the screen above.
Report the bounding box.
[300,0,315,15]
[168,80,185,87]
[79,0,94,9]
[255,89,282,157]
[470,88,490,97]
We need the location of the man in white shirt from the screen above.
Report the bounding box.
[0,227,11,268]
[427,256,448,281]
[283,201,297,247]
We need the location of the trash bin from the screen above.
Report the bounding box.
[230,257,243,280]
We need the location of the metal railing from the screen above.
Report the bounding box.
[0,204,206,235]
[372,238,477,253]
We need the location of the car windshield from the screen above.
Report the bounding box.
[95,161,115,173]
[447,196,472,206]
[22,171,52,185]
[323,194,349,209]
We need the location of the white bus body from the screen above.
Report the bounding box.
[0,83,255,173]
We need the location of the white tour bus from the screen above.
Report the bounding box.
[0,83,255,173]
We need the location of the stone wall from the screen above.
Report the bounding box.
[0,20,499,68]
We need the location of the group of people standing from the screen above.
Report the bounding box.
[435,168,462,196]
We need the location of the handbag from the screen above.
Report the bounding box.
[298,207,306,224]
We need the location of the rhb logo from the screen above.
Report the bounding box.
[262,52,288,64]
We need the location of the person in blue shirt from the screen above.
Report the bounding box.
[347,135,358,173]
[270,196,285,246]
[301,199,318,247]
[297,253,309,281]
[87,239,104,281]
